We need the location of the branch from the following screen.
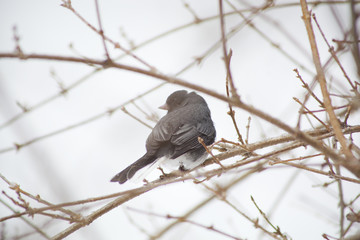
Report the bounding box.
[300,0,359,176]
[94,0,111,60]
[50,175,198,239]
[0,52,358,178]
[128,207,244,240]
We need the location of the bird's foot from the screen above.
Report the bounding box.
[179,164,188,171]
[158,167,170,180]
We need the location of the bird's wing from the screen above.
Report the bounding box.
[171,123,199,146]
[197,119,216,142]
[146,104,215,157]
[145,113,180,152]
[170,121,212,159]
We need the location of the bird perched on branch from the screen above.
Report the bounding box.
[111,90,216,184]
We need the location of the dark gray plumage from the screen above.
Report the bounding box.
[110,90,216,184]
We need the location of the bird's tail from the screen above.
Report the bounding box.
[110,154,156,184]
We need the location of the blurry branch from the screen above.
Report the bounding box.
[127,207,244,240]
[293,97,330,130]
[130,100,159,123]
[335,165,345,237]
[300,0,359,176]
[0,197,51,239]
[123,208,151,237]
[245,116,251,144]
[219,0,239,99]
[12,25,24,58]
[151,166,264,239]
[238,0,312,61]
[50,173,215,240]
[181,0,201,22]
[0,174,80,222]
[0,84,163,154]
[121,106,153,129]
[61,0,156,71]
[294,69,323,106]
[0,68,101,130]
[294,68,324,128]
[200,180,284,240]
[312,13,358,92]
[250,196,288,240]
[0,184,141,222]
[225,0,315,75]
[350,0,360,76]
[94,0,111,60]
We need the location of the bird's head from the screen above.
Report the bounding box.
[159,90,189,112]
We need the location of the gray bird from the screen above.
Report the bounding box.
[110,90,216,184]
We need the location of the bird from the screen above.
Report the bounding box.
[110,90,216,184]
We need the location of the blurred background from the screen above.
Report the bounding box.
[0,0,359,239]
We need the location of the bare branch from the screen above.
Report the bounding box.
[300,0,359,176]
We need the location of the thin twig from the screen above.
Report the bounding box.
[250,196,288,239]
[182,0,200,22]
[301,104,349,114]
[50,173,228,240]
[269,153,323,165]
[121,106,153,129]
[0,173,81,221]
[94,0,111,60]
[127,207,244,240]
[61,1,156,71]
[225,52,245,145]
[0,197,51,240]
[312,13,357,91]
[350,0,360,76]
[0,82,164,154]
[294,68,323,129]
[219,0,239,100]
[219,0,244,144]
[151,167,261,239]
[335,165,345,238]
[294,68,324,107]
[225,0,316,75]
[293,97,330,130]
[198,137,225,169]
[200,182,283,240]
[245,116,251,144]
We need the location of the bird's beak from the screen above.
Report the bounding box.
[158,103,169,110]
